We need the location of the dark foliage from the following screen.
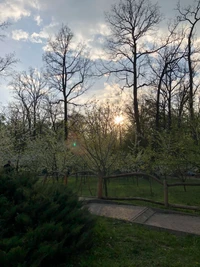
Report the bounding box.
[0,171,95,266]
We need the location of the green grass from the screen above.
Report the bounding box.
[43,175,200,214]
[67,175,200,207]
[71,216,200,267]
[67,175,98,196]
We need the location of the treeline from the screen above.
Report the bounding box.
[1,0,200,179]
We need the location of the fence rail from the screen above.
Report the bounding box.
[167,182,200,187]
[98,173,200,211]
[42,171,200,211]
[104,172,163,185]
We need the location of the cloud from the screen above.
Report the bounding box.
[34,15,42,26]
[0,0,41,23]
[38,20,60,38]
[1,0,113,60]
[0,0,30,22]
[11,29,47,43]
[11,19,60,45]
[30,32,43,43]
[101,83,132,104]
[27,0,115,52]
[12,29,29,41]
[11,19,60,44]
[83,82,132,107]
[28,0,40,10]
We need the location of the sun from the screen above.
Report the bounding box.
[114,115,124,125]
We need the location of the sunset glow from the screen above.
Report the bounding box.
[114,115,124,125]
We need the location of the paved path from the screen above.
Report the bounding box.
[81,198,200,236]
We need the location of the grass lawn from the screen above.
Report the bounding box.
[71,216,200,267]
[67,175,200,211]
[43,174,200,214]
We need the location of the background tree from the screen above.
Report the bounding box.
[72,103,121,176]
[43,25,92,140]
[21,129,74,176]
[0,22,17,78]
[103,0,162,144]
[0,113,14,167]
[6,103,29,171]
[43,94,64,134]
[10,68,49,137]
[177,0,200,122]
[149,28,187,130]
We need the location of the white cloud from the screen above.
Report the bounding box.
[30,30,48,45]
[0,0,41,23]
[28,0,40,10]
[87,82,132,107]
[103,83,131,103]
[87,44,108,61]
[30,32,43,43]
[0,1,30,22]
[12,29,29,41]
[39,20,59,37]
[16,20,59,45]
[89,23,111,37]
[12,29,47,43]
[0,0,31,22]
[34,15,42,26]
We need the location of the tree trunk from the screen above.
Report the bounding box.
[133,45,141,142]
[156,65,167,130]
[168,73,172,130]
[64,96,68,140]
[188,27,194,122]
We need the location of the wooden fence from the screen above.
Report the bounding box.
[97,172,200,211]
[43,170,200,211]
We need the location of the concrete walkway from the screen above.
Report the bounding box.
[81,198,200,236]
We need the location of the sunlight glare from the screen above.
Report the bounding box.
[114,115,124,125]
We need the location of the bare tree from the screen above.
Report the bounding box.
[0,22,17,77]
[149,28,187,130]
[177,0,200,121]
[43,94,64,133]
[10,68,48,137]
[43,24,92,140]
[103,0,162,143]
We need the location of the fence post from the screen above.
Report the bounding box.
[64,172,68,185]
[98,176,103,198]
[163,179,168,207]
[42,173,48,185]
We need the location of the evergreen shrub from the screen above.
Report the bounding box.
[0,171,95,266]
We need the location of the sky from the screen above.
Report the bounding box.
[0,0,191,106]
